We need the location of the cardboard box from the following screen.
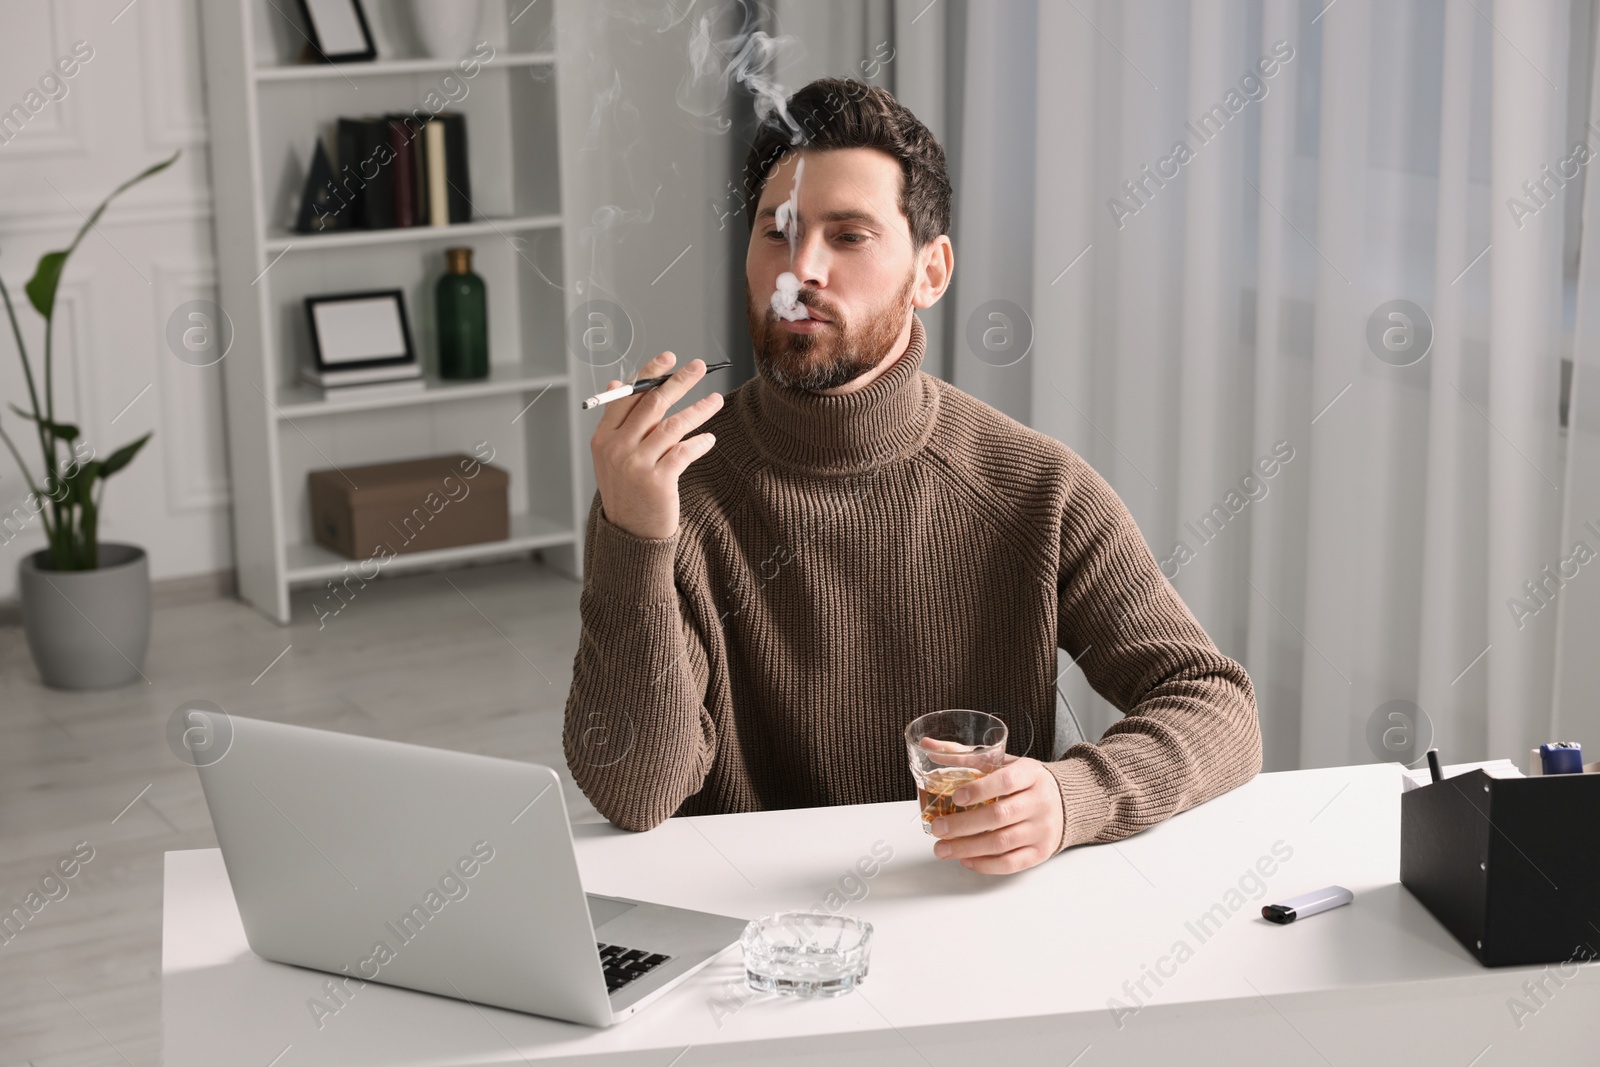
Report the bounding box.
[307,454,509,560]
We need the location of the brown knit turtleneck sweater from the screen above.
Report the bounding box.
[563,314,1262,852]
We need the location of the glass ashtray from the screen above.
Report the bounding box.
[740,912,873,998]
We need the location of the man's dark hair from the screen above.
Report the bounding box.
[741,77,952,250]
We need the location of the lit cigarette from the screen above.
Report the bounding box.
[580,362,732,410]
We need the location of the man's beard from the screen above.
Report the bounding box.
[746,270,916,392]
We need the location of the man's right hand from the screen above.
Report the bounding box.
[590,352,724,540]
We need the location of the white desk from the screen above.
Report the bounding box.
[163,763,1600,1065]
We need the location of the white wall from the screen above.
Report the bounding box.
[0,0,230,601]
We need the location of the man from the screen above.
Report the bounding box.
[564,77,1261,875]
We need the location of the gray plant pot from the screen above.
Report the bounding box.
[19,542,151,690]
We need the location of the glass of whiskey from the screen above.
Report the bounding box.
[904,710,1008,835]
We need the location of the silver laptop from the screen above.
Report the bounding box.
[191,713,747,1027]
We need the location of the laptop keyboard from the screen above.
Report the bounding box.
[597,942,672,995]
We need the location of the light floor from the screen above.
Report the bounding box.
[0,558,595,1066]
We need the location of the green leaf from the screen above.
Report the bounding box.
[24,253,67,320]
[99,432,151,478]
[7,403,79,441]
[23,150,180,320]
[57,458,99,508]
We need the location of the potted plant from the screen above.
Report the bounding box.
[1,151,178,689]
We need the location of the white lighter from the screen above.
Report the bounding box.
[1262,885,1354,925]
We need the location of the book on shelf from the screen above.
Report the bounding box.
[388,118,416,228]
[417,112,471,225]
[301,363,424,389]
[439,111,472,224]
[409,112,430,226]
[305,378,430,405]
[425,119,448,226]
[329,112,472,230]
[335,117,390,229]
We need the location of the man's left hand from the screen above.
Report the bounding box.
[930,755,1064,874]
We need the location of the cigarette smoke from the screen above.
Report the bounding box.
[769,155,808,319]
[771,272,805,320]
[671,2,810,316]
[676,2,804,143]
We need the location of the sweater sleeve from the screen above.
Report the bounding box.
[1045,458,1262,852]
[562,492,719,831]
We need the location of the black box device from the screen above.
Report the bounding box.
[1400,768,1600,967]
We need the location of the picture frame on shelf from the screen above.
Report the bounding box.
[304,289,421,387]
[294,0,377,63]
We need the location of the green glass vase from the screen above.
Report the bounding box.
[437,246,488,380]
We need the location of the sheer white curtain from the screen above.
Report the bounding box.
[952,0,1590,770]
[1564,4,1600,747]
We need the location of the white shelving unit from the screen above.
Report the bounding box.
[199,0,589,623]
